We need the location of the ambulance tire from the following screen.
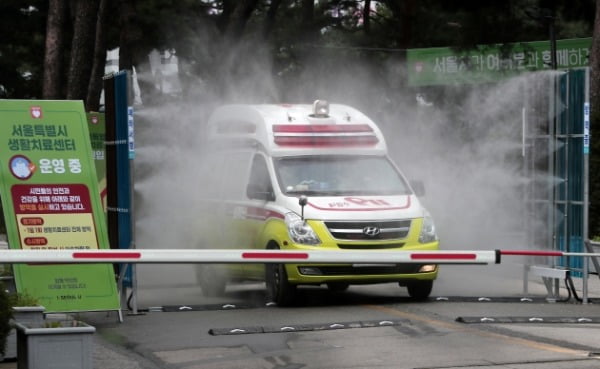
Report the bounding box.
[265,245,296,306]
[197,265,227,297]
[405,280,433,301]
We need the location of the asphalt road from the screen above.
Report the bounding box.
[65,262,600,369]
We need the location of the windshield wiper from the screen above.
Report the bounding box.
[285,190,323,196]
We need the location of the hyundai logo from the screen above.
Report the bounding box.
[363,226,381,237]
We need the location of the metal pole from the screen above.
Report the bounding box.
[549,73,556,262]
[548,17,559,298]
[564,73,570,278]
[547,14,559,299]
[129,156,139,315]
[548,16,557,70]
[126,73,139,316]
[582,67,591,303]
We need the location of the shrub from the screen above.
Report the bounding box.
[0,284,12,356]
[8,291,40,307]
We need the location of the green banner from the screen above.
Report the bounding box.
[407,37,591,86]
[0,100,120,313]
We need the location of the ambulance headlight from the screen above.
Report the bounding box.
[418,214,438,244]
[285,213,321,245]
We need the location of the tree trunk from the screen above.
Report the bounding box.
[263,0,283,38]
[42,0,68,99]
[118,0,154,104]
[225,0,259,40]
[118,0,137,71]
[299,0,316,42]
[363,0,371,34]
[399,0,416,50]
[217,0,236,34]
[588,0,600,237]
[66,0,99,106]
[86,0,109,111]
[301,0,313,27]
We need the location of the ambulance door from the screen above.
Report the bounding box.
[219,150,255,278]
[195,152,224,249]
[243,153,276,279]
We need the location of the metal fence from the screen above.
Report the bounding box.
[523,68,595,301]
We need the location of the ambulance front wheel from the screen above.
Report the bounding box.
[197,265,227,297]
[405,280,433,301]
[265,244,296,306]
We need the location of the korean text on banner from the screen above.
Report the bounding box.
[407,37,591,86]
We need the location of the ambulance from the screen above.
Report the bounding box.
[195,100,439,305]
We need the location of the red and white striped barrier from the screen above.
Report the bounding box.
[0,249,598,265]
[499,249,600,257]
[0,249,500,265]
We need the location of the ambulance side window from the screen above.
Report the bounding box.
[246,155,274,201]
[221,151,253,200]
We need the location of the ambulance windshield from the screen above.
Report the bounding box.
[274,155,411,196]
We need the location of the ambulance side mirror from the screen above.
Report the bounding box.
[246,183,275,201]
[410,180,425,197]
[299,195,307,221]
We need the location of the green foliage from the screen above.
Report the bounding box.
[42,320,86,328]
[0,0,48,98]
[0,285,12,356]
[0,265,12,278]
[43,321,63,328]
[0,0,595,100]
[0,200,5,235]
[9,292,40,307]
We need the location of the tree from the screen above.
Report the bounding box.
[66,0,100,103]
[224,0,260,40]
[118,0,139,71]
[86,0,111,111]
[42,0,107,109]
[1,1,598,111]
[263,0,284,38]
[42,0,68,99]
[0,1,47,98]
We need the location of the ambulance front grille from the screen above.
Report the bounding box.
[324,220,411,241]
[307,264,422,275]
[337,243,405,250]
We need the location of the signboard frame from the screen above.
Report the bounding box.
[0,100,121,313]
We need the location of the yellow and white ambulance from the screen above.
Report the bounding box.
[196,100,439,305]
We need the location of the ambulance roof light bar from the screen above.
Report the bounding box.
[312,100,329,118]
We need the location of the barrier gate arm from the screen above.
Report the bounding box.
[499,250,600,258]
[1,249,599,265]
[0,249,500,264]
